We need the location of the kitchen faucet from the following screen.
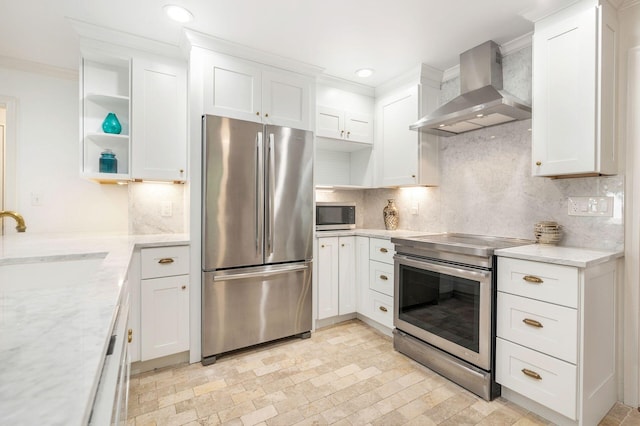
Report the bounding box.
[0,210,27,232]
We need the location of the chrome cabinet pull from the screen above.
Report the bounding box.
[522,318,543,328]
[379,306,388,312]
[158,258,174,264]
[380,248,388,253]
[380,275,388,281]
[523,275,543,284]
[522,368,542,380]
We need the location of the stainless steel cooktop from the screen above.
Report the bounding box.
[391,233,533,259]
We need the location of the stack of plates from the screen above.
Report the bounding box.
[534,221,563,245]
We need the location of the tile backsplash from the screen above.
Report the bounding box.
[129,182,186,234]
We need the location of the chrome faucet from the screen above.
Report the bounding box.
[0,210,27,232]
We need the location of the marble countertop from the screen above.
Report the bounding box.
[495,243,624,268]
[0,232,189,426]
[315,228,432,239]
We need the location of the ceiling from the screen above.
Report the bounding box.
[0,0,580,87]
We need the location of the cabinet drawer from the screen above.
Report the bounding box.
[369,260,394,297]
[497,292,578,364]
[369,290,393,329]
[497,257,578,308]
[141,246,190,279]
[496,338,577,420]
[369,238,395,264]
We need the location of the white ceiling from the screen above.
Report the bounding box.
[0,0,580,87]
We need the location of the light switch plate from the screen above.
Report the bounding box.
[568,196,613,217]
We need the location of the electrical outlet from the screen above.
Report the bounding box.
[410,204,419,215]
[160,201,173,217]
[568,196,613,217]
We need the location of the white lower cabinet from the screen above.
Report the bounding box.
[317,236,356,319]
[496,256,617,425]
[355,237,396,329]
[316,235,396,330]
[138,246,190,361]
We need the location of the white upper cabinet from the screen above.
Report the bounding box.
[377,85,420,186]
[316,106,373,144]
[203,51,312,130]
[80,38,188,184]
[314,82,375,188]
[374,65,441,187]
[80,51,132,183]
[131,55,187,182]
[532,0,617,177]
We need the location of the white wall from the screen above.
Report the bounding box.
[0,65,129,234]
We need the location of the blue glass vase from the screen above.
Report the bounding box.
[99,149,118,173]
[102,112,122,134]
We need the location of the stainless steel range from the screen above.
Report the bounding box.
[390,233,531,400]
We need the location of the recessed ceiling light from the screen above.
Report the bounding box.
[163,4,194,23]
[476,114,484,118]
[355,68,374,78]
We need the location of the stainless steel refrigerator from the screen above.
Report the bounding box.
[201,115,313,365]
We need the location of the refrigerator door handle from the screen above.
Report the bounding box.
[267,133,275,257]
[212,264,309,281]
[256,131,263,255]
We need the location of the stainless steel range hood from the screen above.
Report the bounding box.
[410,41,531,137]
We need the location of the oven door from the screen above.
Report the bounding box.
[394,254,492,370]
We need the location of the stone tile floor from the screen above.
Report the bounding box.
[128,320,639,425]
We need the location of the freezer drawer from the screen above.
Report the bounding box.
[202,262,312,361]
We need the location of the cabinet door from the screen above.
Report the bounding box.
[262,68,311,130]
[141,275,189,361]
[317,237,339,319]
[317,106,344,139]
[203,53,262,123]
[345,111,373,144]
[131,56,187,181]
[378,86,419,186]
[532,6,597,176]
[355,237,370,314]
[338,236,356,315]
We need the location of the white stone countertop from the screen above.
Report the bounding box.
[315,228,432,239]
[0,232,189,426]
[495,243,624,268]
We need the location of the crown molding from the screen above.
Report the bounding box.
[316,75,375,97]
[619,0,640,9]
[182,28,324,77]
[0,55,77,80]
[69,18,183,59]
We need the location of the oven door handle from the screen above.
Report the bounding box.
[394,254,491,280]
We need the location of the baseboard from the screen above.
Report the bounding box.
[130,351,190,375]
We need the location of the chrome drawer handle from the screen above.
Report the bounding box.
[379,275,388,281]
[523,318,543,328]
[379,248,388,253]
[523,275,543,284]
[158,258,175,264]
[379,306,388,312]
[522,368,542,380]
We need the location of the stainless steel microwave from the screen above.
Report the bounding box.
[316,202,356,230]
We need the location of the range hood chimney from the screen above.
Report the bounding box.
[410,41,531,136]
